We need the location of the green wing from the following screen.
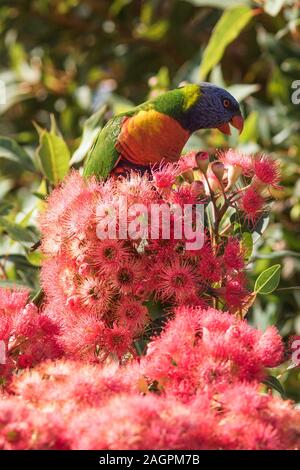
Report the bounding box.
[83,115,124,179]
[82,104,148,179]
[83,85,199,179]
[82,100,159,179]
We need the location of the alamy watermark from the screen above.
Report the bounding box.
[291,80,300,105]
[0,340,6,365]
[96,197,205,251]
[291,338,300,366]
[0,80,6,105]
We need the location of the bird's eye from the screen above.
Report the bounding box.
[223,99,230,108]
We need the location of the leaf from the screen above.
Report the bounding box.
[31,288,44,306]
[70,105,107,165]
[0,201,13,216]
[210,64,226,88]
[253,301,278,331]
[0,280,32,290]
[0,254,38,269]
[26,251,42,267]
[239,111,259,143]
[254,264,281,295]
[254,250,300,260]
[240,292,256,318]
[0,217,36,244]
[250,212,270,243]
[109,0,132,16]
[0,136,35,172]
[263,0,286,17]
[263,376,285,397]
[33,192,47,201]
[145,300,164,321]
[199,6,254,80]
[241,232,253,261]
[35,118,70,184]
[136,21,169,41]
[19,208,35,229]
[205,200,216,235]
[227,84,260,102]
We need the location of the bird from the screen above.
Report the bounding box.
[83,83,244,179]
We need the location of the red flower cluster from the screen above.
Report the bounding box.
[0,149,290,450]
[39,170,249,359]
[0,288,61,381]
[217,149,281,222]
[0,303,299,450]
[39,150,280,361]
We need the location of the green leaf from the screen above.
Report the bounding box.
[0,280,32,290]
[33,192,47,201]
[0,254,38,269]
[199,6,254,80]
[26,251,42,267]
[241,232,253,261]
[239,111,259,143]
[0,136,35,172]
[254,264,281,295]
[0,201,13,216]
[0,217,36,244]
[30,288,45,306]
[136,20,169,41]
[144,300,164,321]
[109,0,132,16]
[36,118,70,184]
[263,376,285,397]
[250,212,270,243]
[70,105,107,165]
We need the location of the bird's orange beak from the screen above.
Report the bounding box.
[218,115,244,136]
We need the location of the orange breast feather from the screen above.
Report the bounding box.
[116,110,190,166]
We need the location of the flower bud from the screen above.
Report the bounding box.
[225,165,243,191]
[21,302,38,316]
[211,161,225,181]
[66,295,81,311]
[251,175,266,191]
[207,176,223,194]
[196,151,209,173]
[76,254,85,266]
[18,354,34,369]
[268,185,285,199]
[78,263,90,276]
[190,181,205,196]
[206,165,223,193]
[182,170,194,183]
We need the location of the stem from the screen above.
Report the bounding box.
[276,287,300,292]
[214,202,230,243]
[203,173,219,248]
[220,224,232,237]
[9,337,30,355]
[31,288,45,306]
[203,173,217,215]
[227,185,251,203]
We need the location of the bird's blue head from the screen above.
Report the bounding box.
[180,83,244,135]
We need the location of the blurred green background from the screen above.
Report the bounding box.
[0,0,300,399]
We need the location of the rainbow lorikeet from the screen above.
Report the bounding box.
[83,83,244,179]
